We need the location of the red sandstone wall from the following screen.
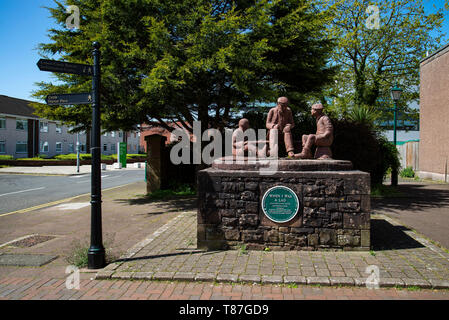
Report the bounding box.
[420,48,449,175]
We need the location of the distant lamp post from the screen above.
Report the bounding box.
[390,83,403,186]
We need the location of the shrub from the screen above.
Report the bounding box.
[400,166,415,178]
[331,119,400,186]
[0,155,13,160]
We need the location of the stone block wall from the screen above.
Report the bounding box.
[197,169,371,251]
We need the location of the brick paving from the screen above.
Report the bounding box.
[0,275,448,300]
[1,181,449,300]
[98,210,449,290]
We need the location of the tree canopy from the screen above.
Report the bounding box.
[324,0,445,122]
[32,0,336,133]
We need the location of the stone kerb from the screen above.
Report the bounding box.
[197,159,371,251]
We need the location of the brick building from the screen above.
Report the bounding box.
[419,44,449,182]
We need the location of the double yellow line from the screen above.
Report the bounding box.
[0,183,135,218]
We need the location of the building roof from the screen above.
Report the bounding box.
[420,42,449,65]
[0,95,39,119]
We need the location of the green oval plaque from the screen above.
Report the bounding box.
[262,186,299,223]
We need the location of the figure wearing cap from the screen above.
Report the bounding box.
[295,103,334,160]
[266,97,295,157]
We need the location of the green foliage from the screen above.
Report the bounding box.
[346,105,380,128]
[54,153,92,160]
[371,184,404,198]
[400,166,415,178]
[325,0,445,115]
[0,155,14,160]
[331,119,400,185]
[65,233,118,268]
[146,184,196,200]
[33,0,336,135]
[238,244,248,256]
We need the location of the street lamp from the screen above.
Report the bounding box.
[390,83,403,186]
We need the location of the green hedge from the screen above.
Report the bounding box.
[3,153,146,161]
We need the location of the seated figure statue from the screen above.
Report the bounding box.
[232,118,268,157]
[295,103,333,160]
[266,96,295,158]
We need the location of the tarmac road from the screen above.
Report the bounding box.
[0,169,145,215]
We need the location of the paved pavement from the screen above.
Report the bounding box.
[0,181,448,300]
[0,169,145,214]
[372,182,449,249]
[100,210,449,289]
[0,163,144,176]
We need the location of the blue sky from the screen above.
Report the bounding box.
[0,0,448,101]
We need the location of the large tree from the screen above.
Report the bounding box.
[32,0,336,134]
[324,0,444,120]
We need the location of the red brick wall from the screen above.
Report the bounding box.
[420,47,449,175]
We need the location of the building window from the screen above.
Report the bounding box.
[111,131,115,138]
[56,124,62,133]
[16,141,27,153]
[40,141,49,153]
[103,144,108,152]
[68,143,74,153]
[56,142,62,153]
[40,122,48,132]
[16,119,27,131]
[111,143,116,153]
[103,132,108,137]
[80,144,86,153]
[0,141,5,153]
[119,132,123,138]
[0,118,6,129]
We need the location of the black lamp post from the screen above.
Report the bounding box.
[390,83,403,186]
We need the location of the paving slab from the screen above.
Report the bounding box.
[0,253,58,267]
[100,209,449,289]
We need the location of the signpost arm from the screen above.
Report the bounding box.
[88,42,106,269]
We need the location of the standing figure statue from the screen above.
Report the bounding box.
[295,103,333,160]
[266,97,295,158]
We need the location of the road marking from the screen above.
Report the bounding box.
[55,202,90,210]
[0,187,45,197]
[69,175,88,179]
[0,182,137,218]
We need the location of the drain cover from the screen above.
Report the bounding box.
[0,254,58,267]
[8,235,55,248]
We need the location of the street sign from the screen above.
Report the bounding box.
[45,93,92,105]
[37,59,93,76]
[261,186,300,223]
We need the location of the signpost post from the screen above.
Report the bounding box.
[37,43,105,269]
[87,42,105,269]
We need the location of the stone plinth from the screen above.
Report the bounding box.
[198,158,370,251]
